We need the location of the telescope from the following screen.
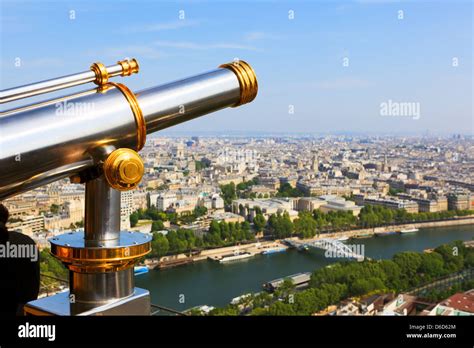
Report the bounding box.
[0,58,258,315]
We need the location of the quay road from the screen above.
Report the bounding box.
[145,240,288,269]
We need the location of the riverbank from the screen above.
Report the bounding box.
[144,217,474,270]
[301,216,474,243]
[145,240,288,269]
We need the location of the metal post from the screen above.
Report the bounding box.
[84,176,121,247]
[68,177,134,311]
[24,175,152,316]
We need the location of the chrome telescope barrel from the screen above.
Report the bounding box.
[0,60,258,200]
[0,59,139,104]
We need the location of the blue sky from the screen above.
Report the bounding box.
[1,0,472,135]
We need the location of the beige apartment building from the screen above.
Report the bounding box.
[3,200,39,219]
[8,215,45,236]
[44,198,84,230]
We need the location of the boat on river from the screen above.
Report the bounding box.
[263,272,312,292]
[134,266,149,276]
[352,233,372,239]
[261,247,287,255]
[399,227,419,234]
[211,251,255,263]
[375,231,398,237]
[336,236,350,241]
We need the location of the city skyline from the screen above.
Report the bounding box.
[1,0,472,135]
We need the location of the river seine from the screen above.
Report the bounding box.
[135,224,474,311]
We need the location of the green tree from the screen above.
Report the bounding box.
[253,214,266,232]
[209,220,221,235]
[40,248,68,291]
[275,183,304,198]
[388,187,403,196]
[195,160,210,171]
[351,277,386,295]
[150,233,169,258]
[209,305,240,316]
[434,242,465,273]
[211,240,474,316]
[50,204,60,214]
[151,220,165,232]
[219,221,230,240]
[378,260,403,290]
[177,228,197,252]
[267,212,294,238]
[293,211,317,239]
[220,182,237,206]
[393,251,423,288]
[194,206,208,218]
[241,221,252,240]
[274,279,296,300]
[130,212,139,227]
[252,292,273,308]
[166,212,178,225]
[266,301,296,316]
[419,252,446,279]
[167,230,187,253]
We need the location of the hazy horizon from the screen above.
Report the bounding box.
[152,129,472,138]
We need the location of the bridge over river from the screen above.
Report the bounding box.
[284,238,366,261]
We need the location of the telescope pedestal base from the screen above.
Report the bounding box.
[24,287,150,316]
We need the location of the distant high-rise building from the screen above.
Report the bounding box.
[120,191,134,230]
[382,154,389,173]
[311,154,319,173]
[172,143,185,159]
[297,159,303,169]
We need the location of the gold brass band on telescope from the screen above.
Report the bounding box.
[91,59,139,86]
[50,241,151,273]
[118,58,139,76]
[90,62,109,86]
[219,60,258,106]
[107,82,146,151]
